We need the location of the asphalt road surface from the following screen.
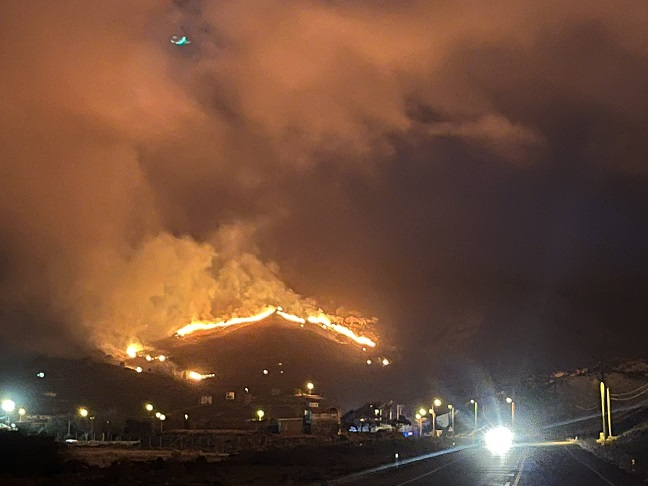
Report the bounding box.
[342,442,643,486]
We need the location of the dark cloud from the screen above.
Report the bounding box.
[0,0,647,385]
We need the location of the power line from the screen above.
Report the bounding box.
[610,382,648,398]
[610,387,648,402]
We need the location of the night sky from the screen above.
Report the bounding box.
[1,1,647,387]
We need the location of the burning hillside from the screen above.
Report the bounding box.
[59,225,381,366]
[175,305,377,348]
[121,304,384,384]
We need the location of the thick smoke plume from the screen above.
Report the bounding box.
[1,1,647,369]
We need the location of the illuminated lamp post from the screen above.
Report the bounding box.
[2,399,15,425]
[78,408,89,440]
[470,400,478,433]
[89,416,95,440]
[18,408,26,422]
[506,397,515,429]
[448,404,455,435]
[256,409,265,421]
[306,382,314,395]
[430,398,442,437]
[415,413,423,437]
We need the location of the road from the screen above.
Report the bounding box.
[340,442,642,486]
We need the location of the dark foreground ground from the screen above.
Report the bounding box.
[0,433,644,485]
[337,442,643,486]
[0,432,454,485]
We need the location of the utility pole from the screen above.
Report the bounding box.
[606,386,613,438]
[470,400,478,433]
[600,381,607,440]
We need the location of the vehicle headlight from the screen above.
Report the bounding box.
[484,426,514,455]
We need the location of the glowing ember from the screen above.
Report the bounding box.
[174,306,377,348]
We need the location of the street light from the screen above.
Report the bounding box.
[79,407,89,418]
[415,413,423,436]
[18,408,26,422]
[256,409,265,421]
[2,399,15,425]
[145,403,154,412]
[470,400,478,433]
[306,382,314,394]
[418,407,427,417]
[506,397,515,428]
[431,398,442,437]
[448,404,455,435]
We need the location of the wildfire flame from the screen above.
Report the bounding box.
[187,371,215,381]
[175,306,377,348]
[175,307,277,337]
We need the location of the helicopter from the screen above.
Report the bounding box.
[170,35,191,45]
[170,25,192,45]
